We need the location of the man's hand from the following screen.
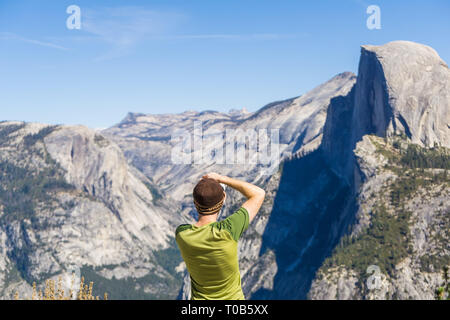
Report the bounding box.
[202,172,224,183]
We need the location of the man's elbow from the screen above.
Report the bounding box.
[258,188,266,200]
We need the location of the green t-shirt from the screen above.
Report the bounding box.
[175,207,249,300]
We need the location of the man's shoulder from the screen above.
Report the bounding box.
[216,207,249,241]
[221,207,249,226]
[175,224,193,236]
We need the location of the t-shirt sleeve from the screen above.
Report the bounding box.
[221,207,250,241]
[175,224,192,237]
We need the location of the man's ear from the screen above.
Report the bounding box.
[223,191,227,202]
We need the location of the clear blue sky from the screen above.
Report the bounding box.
[1,0,449,128]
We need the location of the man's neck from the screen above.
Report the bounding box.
[195,214,218,227]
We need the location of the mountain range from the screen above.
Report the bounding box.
[0,40,448,299]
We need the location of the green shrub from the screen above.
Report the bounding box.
[400,144,450,169]
[23,126,57,148]
[323,204,412,279]
[435,266,449,300]
[0,161,74,224]
[0,123,26,146]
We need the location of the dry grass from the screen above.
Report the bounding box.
[14,274,108,300]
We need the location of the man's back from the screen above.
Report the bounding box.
[175,207,249,300]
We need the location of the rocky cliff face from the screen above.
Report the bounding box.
[309,135,449,299]
[0,122,189,299]
[359,42,449,148]
[323,41,450,182]
[311,41,450,299]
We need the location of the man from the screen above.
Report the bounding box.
[175,172,266,300]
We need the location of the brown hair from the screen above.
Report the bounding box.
[193,178,225,215]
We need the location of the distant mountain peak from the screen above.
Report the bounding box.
[228,107,250,117]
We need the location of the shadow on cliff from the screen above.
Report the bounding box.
[251,149,357,299]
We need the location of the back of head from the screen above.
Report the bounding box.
[193,178,224,215]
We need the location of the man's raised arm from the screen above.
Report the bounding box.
[202,173,265,222]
